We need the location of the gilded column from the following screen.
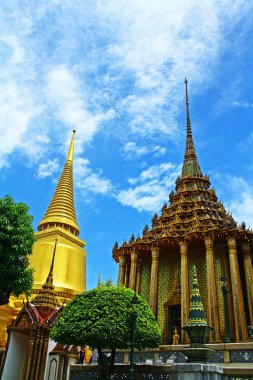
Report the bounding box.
[118,255,126,286]
[57,355,64,380]
[149,247,160,318]
[129,251,138,291]
[34,328,44,379]
[136,258,143,295]
[24,332,36,380]
[205,236,221,341]
[227,237,247,341]
[241,242,253,326]
[222,249,235,341]
[180,241,189,344]
[40,334,50,380]
[124,262,130,287]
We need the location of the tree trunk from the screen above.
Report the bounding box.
[108,348,116,378]
[97,347,106,379]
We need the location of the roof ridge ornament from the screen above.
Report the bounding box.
[43,238,57,290]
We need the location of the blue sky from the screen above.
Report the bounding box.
[0,1,253,290]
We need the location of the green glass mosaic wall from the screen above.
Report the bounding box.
[140,255,151,303]
[157,250,179,331]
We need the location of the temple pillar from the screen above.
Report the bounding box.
[124,262,130,287]
[205,236,221,341]
[34,329,44,379]
[136,258,143,295]
[241,242,253,326]
[118,255,126,286]
[57,355,64,380]
[227,237,247,341]
[40,334,50,380]
[222,249,235,341]
[149,247,159,318]
[129,251,138,291]
[180,241,189,344]
[24,332,36,380]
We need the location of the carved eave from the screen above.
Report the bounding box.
[8,299,63,335]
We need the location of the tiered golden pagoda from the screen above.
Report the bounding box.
[113,80,253,344]
[30,130,86,303]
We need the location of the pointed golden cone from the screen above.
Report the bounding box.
[33,241,59,316]
[187,265,208,326]
[38,130,79,235]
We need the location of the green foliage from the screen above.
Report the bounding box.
[51,286,161,350]
[0,195,36,304]
[99,279,114,287]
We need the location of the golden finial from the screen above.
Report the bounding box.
[67,130,76,162]
[33,240,59,315]
[43,239,57,290]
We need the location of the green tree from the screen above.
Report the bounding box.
[0,195,36,305]
[51,286,161,379]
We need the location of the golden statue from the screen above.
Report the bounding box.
[172,326,180,345]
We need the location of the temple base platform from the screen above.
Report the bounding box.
[69,343,253,379]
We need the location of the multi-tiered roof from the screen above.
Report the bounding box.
[113,80,251,261]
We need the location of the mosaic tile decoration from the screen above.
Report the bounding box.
[140,256,151,303]
[157,250,179,332]
[230,350,253,363]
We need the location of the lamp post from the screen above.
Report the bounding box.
[130,293,138,380]
[220,276,230,343]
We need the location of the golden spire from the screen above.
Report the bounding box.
[38,130,79,235]
[33,241,59,315]
[42,239,57,291]
[181,79,202,178]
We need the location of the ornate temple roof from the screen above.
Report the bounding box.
[10,243,63,333]
[113,81,252,260]
[38,130,79,235]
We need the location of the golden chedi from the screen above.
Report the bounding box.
[30,130,86,303]
[0,130,86,349]
[113,80,253,345]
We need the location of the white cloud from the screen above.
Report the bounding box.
[44,66,115,154]
[122,141,166,160]
[221,176,253,228]
[37,158,60,178]
[0,82,40,167]
[233,101,253,108]
[0,0,252,183]
[116,162,181,212]
[97,0,252,138]
[74,157,113,196]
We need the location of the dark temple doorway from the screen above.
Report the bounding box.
[167,305,181,344]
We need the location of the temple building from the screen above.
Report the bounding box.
[0,130,86,349]
[113,80,253,345]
